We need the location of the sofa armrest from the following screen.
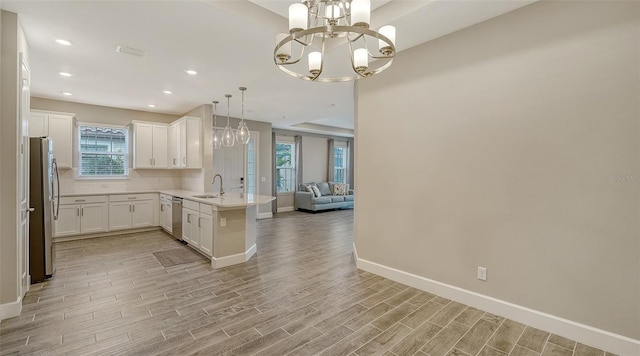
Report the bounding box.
[295,191,314,210]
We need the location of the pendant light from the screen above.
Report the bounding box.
[211,100,222,149]
[222,94,235,147]
[236,87,250,145]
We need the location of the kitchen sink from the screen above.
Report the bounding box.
[192,194,218,199]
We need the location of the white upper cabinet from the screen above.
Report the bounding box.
[169,116,202,169]
[29,110,74,168]
[132,121,168,169]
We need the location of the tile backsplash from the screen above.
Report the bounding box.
[58,168,187,195]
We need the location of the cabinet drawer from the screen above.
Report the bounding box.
[60,195,107,205]
[110,193,155,202]
[183,199,199,211]
[200,203,214,215]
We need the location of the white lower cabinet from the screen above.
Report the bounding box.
[182,199,213,257]
[55,196,108,237]
[108,194,156,231]
[159,194,173,233]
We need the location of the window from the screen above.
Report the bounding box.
[78,125,129,177]
[333,142,348,183]
[276,140,296,193]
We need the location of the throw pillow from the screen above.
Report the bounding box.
[333,183,348,195]
[310,185,321,197]
[305,185,315,195]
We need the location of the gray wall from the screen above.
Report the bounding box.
[356,0,639,340]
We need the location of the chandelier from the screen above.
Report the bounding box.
[274,0,396,82]
[212,87,251,149]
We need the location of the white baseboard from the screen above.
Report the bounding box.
[211,244,257,269]
[257,212,273,220]
[278,207,295,213]
[354,247,640,356]
[0,297,22,321]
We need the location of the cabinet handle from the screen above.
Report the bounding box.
[75,199,85,202]
[173,158,176,165]
[127,197,137,200]
[187,214,191,223]
[81,207,84,216]
[198,217,201,228]
[129,205,132,212]
[77,208,80,216]
[160,204,164,212]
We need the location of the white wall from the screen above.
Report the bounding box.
[356,0,639,343]
[0,9,28,315]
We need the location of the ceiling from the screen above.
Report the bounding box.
[0,0,536,137]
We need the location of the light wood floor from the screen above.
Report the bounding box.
[0,210,615,356]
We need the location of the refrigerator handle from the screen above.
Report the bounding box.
[53,158,60,220]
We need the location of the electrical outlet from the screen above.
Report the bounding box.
[477,267,487,281]
[220,217,227,227]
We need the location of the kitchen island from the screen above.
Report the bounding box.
[160,190,275,269]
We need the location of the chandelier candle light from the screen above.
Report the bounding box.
[274,0,396,82]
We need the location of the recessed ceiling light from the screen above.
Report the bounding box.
[55,39,72,46]
[185,69,197,75]
[61,92,73,96]
[162,90,172,94]
[148,104,156,108]
[59,72,73,77]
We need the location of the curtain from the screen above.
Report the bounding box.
[327,139,335,182]
[347,138,354,189]
[294,135,303,209]
[271,131,277,214]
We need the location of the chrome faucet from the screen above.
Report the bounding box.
[212,174,224,196]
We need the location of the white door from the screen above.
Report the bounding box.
[19,54,31,295]
[134,123,153,168]
[212,131,258,194]
[28,112,48,137]
[81,203,108,234]
[131,200,154,228]
[108,202,132,230]
[55,205,81,237]
[199,213,213,256]
[48,115,72,168]
[152,125,168,168]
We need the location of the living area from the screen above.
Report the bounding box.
[274,131,354,213]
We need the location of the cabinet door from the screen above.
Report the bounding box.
[108,202,132,230]
[168,123,180,168]
[185,118,202,168]
[134,123,153,168]
[54,204,81,237]
[182,208,196,244]
[164,202,173,232]
[28,112,48,138]
[190,213,201,249]
[199,213,213,256]
[132,200,154,228]
[159,201,166,230]
[81,203,108,234]
[48,114,73,168]
[179,120,187,167]
[152,125,168,168]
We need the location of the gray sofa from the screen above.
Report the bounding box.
[295,182,354,212]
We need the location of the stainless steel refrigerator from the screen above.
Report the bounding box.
[29,137,60,283]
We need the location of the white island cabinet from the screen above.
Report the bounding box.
[162,191,274,269]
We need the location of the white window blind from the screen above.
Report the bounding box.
[78,125,129,177]
[333,142,347,183]
[276,141,296,193]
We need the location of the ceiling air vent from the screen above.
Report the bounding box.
[115,45,147,58]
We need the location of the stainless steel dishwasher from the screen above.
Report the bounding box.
[171,197,183,240]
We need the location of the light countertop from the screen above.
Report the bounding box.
[60,189,275,209]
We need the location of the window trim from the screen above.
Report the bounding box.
[77,123,130,179]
